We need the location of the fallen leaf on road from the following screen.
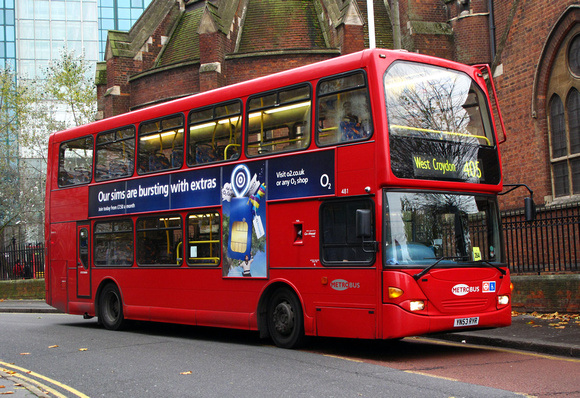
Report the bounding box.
[19,353,30,355]
[79,348,88,351]
[48,345,59,348]
[180,371,192,375]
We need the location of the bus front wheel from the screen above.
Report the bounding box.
[99,283,125,330]
[267,287,304,349]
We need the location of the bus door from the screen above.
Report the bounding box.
[76,222,91,298]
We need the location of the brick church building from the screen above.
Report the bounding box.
[96,0,580,280]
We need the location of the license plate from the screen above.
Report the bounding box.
[453,317,479,327]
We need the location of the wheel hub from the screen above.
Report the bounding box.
[273,302,294,335]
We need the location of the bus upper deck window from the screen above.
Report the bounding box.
[246,85,311,157]
[138,115,184,174]
[58,136,94,187]
[95,126,135,181]
[316,72,372,146]
[188,101,242,166]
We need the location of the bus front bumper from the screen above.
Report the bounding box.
[381,303,512,340]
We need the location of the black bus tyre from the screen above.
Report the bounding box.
[267,287,304,348]
[99,283,125,330]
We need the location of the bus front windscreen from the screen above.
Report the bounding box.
[383,191,502,268]
[385,62,500,184]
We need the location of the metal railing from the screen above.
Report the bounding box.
[0,242,45,281]
[503,202,580,274]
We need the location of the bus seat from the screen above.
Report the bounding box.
[171,149,183,168]
[340,120,364,141]
[195,143,217,164]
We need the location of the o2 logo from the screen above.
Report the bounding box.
[232,164,251,197]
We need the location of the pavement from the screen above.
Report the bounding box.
[0,300,578,396]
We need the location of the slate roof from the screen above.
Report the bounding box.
[157,7,204,66]
[356,0,393,49]
[236,0,328,53]
[131,0,393,69]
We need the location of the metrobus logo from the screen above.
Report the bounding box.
[451,284,480,296]
[330,279,360,291]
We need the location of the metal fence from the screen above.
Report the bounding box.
[0,242,45,281]
[503,202,580,274]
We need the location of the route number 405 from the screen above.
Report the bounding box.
[463,160,482,179]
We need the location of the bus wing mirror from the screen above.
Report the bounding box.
[356,209,372,238]
[500,184,536,222]
[524,196,536,222]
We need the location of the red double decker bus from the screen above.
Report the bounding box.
[45,49,513,348]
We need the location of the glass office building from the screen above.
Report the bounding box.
[0,0,16,70]
[1,0,151,78]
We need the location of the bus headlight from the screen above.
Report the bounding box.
[409,300,425,311]
[497,295,510,306]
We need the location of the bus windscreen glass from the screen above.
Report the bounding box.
[383,191,502,267]
[385,62,500,184]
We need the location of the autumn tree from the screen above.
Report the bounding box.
[1,48,97,243]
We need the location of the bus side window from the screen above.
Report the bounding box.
[138,115,184,174]
[95,126,135,182]
[186,212,220,266]
[58,136,94,187]
[316,72,372,146]
[136,215,182,266]
[246,85,311,157]
[94,220,134,266]
[320,199,375,265]
[188,101,242,166]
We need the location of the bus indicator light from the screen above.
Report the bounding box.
[388,287,404,299]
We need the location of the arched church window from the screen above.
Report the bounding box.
[568,34,580,76]
[546,25,580,198]
[550,95,566,159]
[567,88,580,154]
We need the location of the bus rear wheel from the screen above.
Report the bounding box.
[99,283,125,330]
[267,287,304,349]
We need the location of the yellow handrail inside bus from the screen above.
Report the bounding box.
[247,137,302,148]
[163,218,170,255]
[176,240,220,265]
[176,241,182,264]
[224,143,240,159]
[390,124,490,145]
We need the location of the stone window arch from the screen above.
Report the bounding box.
[545,27,580,198]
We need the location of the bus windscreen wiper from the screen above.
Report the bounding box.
[413,256,468,280]
[413,257,506,280]
[472,260,506,276]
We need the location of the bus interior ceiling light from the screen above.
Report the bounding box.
[140,130,182,140]
[264,101,310,114]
